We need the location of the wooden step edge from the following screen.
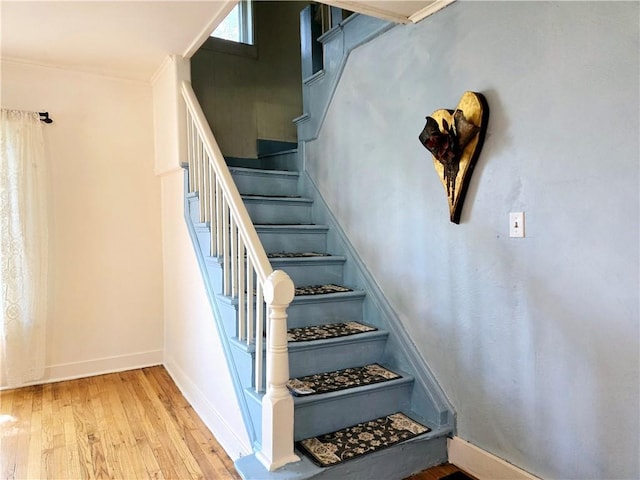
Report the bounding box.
[229,166,299,177]
[291,374,414,407]
[269,255,346,265]
[287,329,389,349]
[255,224,329,231]
[257,148,298,159]
[296,410,449,444]
[291,289,366,303]
[242,195,313,204]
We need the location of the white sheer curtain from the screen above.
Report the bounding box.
[0,109,48,386]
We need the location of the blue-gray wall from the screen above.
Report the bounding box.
[305,2,639,479]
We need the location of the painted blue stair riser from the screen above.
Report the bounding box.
[256,225,329,254]
[287,292,365,328]
[270,256,346,286]
[288,331,389,378]
[230,167,300,197]
[293,377,414,441]
[243,197,313,225]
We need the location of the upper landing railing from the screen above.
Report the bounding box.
[181,81,299,471]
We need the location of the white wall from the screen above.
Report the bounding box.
[305,2,639,479]
[1,60,164,387]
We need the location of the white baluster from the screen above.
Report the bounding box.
[222,198,230,296]
[202,152,210,224]
[209,165,216,257]
[198,141,205,223]
[187,114,194,192]
[246,257,254,346]
[238,237,246,341]
[231,218,238,298]
[255,283,264,392]
[215,180,222,257]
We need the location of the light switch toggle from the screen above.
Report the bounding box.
[510,212,525,238]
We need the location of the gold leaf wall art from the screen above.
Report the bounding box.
[419,91,489,224]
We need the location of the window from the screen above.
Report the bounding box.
[211,1,253,45]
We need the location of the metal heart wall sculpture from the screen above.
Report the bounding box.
[419,91,489,224]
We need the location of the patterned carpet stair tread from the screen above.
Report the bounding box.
[242,194,301,198]
[296,412,431,467]
[295,284,352,296]
[287,363,401,396]
[268,252,329,258]
[287,321,378,343]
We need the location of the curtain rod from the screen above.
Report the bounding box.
[39,112,53,124]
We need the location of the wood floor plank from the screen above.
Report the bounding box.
[26,409,42,479]
[1,388,20,480]
[121,371,202,480]
[141,367,240,478]
[13,386,34,480]
[117,370,196,480]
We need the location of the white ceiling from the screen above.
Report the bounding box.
[321,0,453,24]
[0,1,452,83]
[0,1,235,82]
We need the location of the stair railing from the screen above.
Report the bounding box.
[181,81,299,471]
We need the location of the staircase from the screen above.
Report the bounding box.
[184,142,454,479]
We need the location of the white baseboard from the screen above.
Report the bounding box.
[163,356,251,461]
[448,436,541,480]
[0,349,163,390]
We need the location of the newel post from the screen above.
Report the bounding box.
[256,270,300,471]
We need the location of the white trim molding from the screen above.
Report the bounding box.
[409,0,456,24]
[1,350,163,390]
[448,436,541,480]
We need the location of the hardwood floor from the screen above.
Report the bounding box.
[0,366,471,480]
[0,366,240,480]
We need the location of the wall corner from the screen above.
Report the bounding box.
[152,54,191,176]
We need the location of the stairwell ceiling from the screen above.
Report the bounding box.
[0,1,235,82]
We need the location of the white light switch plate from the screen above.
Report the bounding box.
[510,212,525,238]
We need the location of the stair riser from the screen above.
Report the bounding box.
[309,434,448,480]
[287,297,364,328]
[258,151,298,171]
[244,201,312,225]
[288,336,388,378]
[231,171,299,197]
[293,381,413,440]
[194,225,212,255]
[204,258,224,294]
[230,342,256,390]
[271,262,344,287]
[188,196,200,225]
[257,230,327,255]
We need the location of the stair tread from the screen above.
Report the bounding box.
[268,251,331,258]
[229,166,299,176]
[291,290,366,305]
[258,148,298,159]
[241,193,301,198]
[296,412,431,468]
[242,195,312,203]
[256,224,328,229]
[287,321,378,343]
[294,284,352,296]
[287,363,402,397]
